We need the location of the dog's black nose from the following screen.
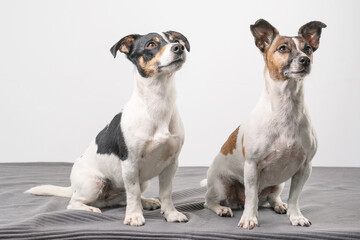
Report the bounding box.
[171,43,184,54]
[299,56,310,66]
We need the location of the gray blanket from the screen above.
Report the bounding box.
[0,163,359,239]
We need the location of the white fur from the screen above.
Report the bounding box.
[200,179,207,187]
[203,62,317,229]
[26,185,72,197]
[159,32,171,44]
[25,35,188,226]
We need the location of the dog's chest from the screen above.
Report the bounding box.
[137,129,183,181]
[145,132,182,160]
[258,136,306,186]
[253,92,313,186]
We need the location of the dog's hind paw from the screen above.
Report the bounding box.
[87,206,102,213]
[273,202,288,214]
[141,197,161,210]
[67,203,102,213]
[217,207,233,217]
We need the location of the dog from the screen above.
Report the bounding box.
[201,19,326,229]
[26,31,190,226]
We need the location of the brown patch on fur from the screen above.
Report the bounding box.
[170,32,182,40]
[97,178,125,201]
[120,36,135,53]
[169,32,185,46]
[220,126,240,155]
[138,45,167,77]
[241,134,245,158]
[258,185,277,203]
[138,57,155,77]
[152,37,160,42]
[220,177,245,208]
[265,36,296,81]
[221,176,280,208]
[298,21,326,52]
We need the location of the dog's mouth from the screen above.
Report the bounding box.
[158,58,184,70]
[290,70,308,74]
[284,68,310,78]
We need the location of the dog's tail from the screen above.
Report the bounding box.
[25,185,72,198]
[200,179,207,188]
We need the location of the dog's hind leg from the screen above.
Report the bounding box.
[204,177,234,217]
[206,201,234,217]
[67,169,106,213]
[266,182,288,214]
[67,200,102,213]
[140,181,161,210]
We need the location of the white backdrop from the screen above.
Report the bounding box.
[1,0,359,167]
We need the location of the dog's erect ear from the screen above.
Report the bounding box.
[164,31,190,52]
[110,34,140,58]
[250,19,279,52]
[298,21,327,52]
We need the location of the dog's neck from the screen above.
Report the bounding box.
[262,68,305,122]
[133,68,177,123]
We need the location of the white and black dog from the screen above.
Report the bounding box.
[26,31,190,226]
[202,19,326,229]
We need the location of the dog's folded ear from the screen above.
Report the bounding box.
[250,19,279,52]
[110,34,140,58]
[164,31,190,52]
[298,21,327,52]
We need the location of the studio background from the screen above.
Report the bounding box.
[1,0,359,167]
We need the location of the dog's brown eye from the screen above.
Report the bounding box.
[146,42,157,49]
[278,45,288,53]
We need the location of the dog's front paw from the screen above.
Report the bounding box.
[162,210,188,223]
[141,197,161,210]
[288,214,311,227]
[273,202,288,214]
[217,206,233,217]
[123,213,145,226]
[238,213,258,230]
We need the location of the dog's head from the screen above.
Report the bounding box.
[250,19,326,81]
[110,31,190,78]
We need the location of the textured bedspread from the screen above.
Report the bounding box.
[0,163,359,239]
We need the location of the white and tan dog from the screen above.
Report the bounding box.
[26,31,190,226]
[202,19,326,229]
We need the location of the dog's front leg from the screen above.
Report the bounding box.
[238,160,259,230]
[287,161,312,226]
[159,160,188,223]
[122,160,145,226]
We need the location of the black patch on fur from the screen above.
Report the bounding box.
[111,33,169,78]
[163,31,191,52]
[95,113,128,161]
